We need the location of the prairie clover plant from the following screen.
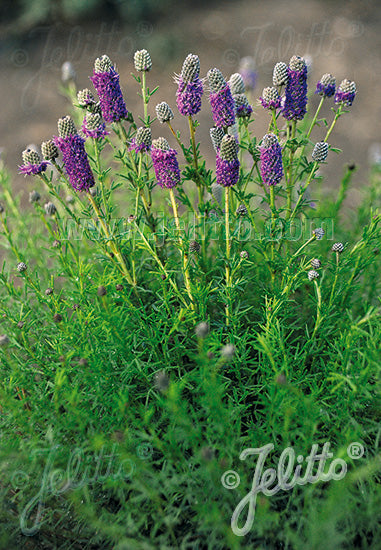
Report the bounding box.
[0,49,380,548]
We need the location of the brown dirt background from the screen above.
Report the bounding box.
[1,0,381,208]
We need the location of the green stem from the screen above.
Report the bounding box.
[289,161,319,221]
[225,187,231,326]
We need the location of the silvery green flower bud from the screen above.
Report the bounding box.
[45,287,53,296]
[22,148,40,165]
[189,240,201,254]
[152,137,170,151]
[52,239,61,249]
[260,87,281,109]
[154,370,170,392]
[240,250,249,259]
[41,140,58,161]
[97,285,107,296]
[134,49,152,72]
[210,127,224,152]
[236,204,247,216]
[207,68,226,93]
[195,321,209,338]
[94,55,112,73]
[211,182,223,205]
[312,141,329,162]
[332,242,344,253]
[228,73,245,95]
[29,190,41,203]
[58,116,76,139]
[135,126,152,150]
[17,262,27,273]
[180,54,200,81]
[262,133,278,148]
[219,134,238,162]
[308,270,319,281]
[273,62,288,86]
[311,258,321,269]
[155,102,174,123]
[85,113,103,132]
[0,334,10,346]
[221,343,235,360]
[61,61,76,83]
[289,55,306,72]
[77,88,96,107]
[90,187,98,197]
[44,202,56,216]
[313,228,325,240]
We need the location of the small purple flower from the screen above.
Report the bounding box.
[260,87,281,110]
[208,68,235,129]
[334,79,356,107]
[260,134,283,186]
[54,116,95,192]
[90,55,128,123]
[216,135,240,188]
[176,54,203,117]
[315,73,336,98]
[82,113,109,139]
[19,148,49,176]
[282,56,308,121]
[151,138,180,189]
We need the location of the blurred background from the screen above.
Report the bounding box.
[1,0,380,206]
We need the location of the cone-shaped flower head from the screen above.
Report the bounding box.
[44,201,56,216]
[260,133,283,186]
[82,112,108,139]
[228,73,245,95]
[273,62,288,86]
[334,79,356,106]
[54,116,95,191]
[313,227,325,240]
[176,54,203,117]
[210,126,224,152]
[41,140,58,161]
[315,73,336,97]
[208,68,235,128]
[238,56,257,91]
[233,93,253,118]
[156,102,174,123]
[332,242,344,253]
[311,258,321,269]
[130,126,152,153]
[61,61,76,83]
[312,141,329,163]
[282,55,308,121]
[260,86,281,109]
[90,55,128,123]
[134,49,152,72]
[308,270,319,281]
[151,138,180,189]
[216,134,240,187]
[77,88,96,108]
[19,148,49,176]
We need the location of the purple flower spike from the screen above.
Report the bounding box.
[216,134,240,188]
[315,73,336,98]
[54,116,95,192]
[176,54,203,117]
[208,68,235,129]
[260,133,283,186]
[19,148,49,176]
[334,79,356,107]
[151,137,180,189]
[282,56,308,121]
[90,55,128,123]
[82,113,109,139]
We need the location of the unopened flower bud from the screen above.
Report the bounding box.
[195,321,209,339]
[22,148,40,165]
[313,228,325,240]
[236,204,247,216]
[308,270,319,281]
[58,116,76,139]
[240,250,249,259]
[228,73,245,95]
[180,53,200,81]
[189,240,201,254]
[53,313,63,323]
[311,258,321,269]
[154,370,170,392]
[41,140,59,161]
[219,135,238,162]
[61,61,76,83]
[155,102,174,123]
[45,287,54,296]
[134,49,152,72]
[207,68,226,93]
[312,141,329,162]
[273,62,288,86]
[29,190,41,203]
[210,127,224,152]
[17,262,27,273]
[77,88,96,107]
[332,242,344,253]
[97,285,107,296]
[221,343,235,360]
[94,55,112,73]
[260,87,281,109]
[44,202,56,216]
